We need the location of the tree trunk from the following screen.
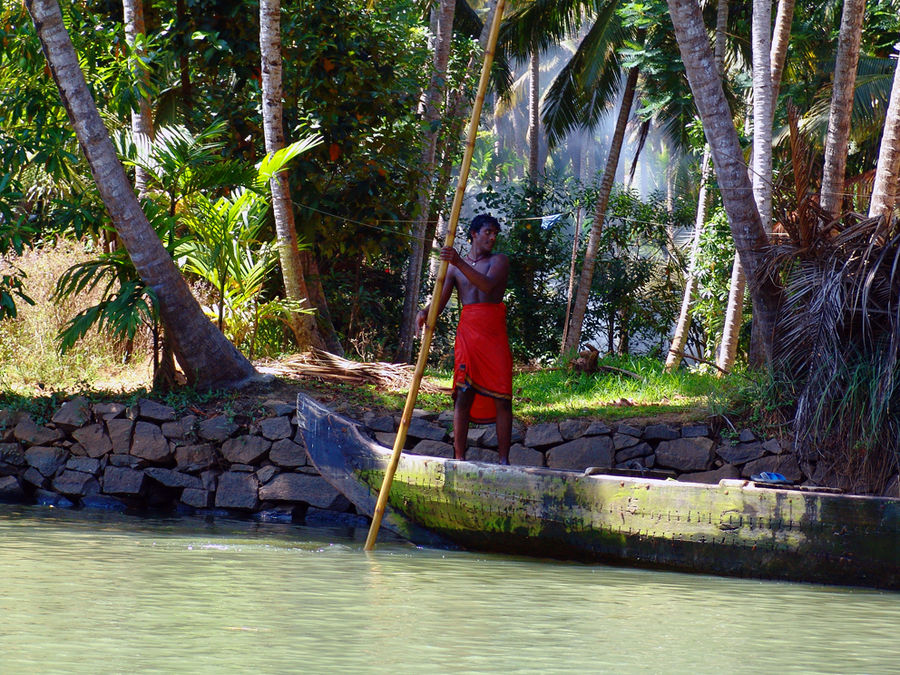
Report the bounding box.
[528,50,540,183]
[667,0,781,367]
[769,0,795,110]
[26,0,258,389]
[665,148,711,371]
[395,0,457,363]
[259,0,330,353]
[122,0,152,198]
[820,0,866,220]
[869,43,900,222]
[562,66,640,353]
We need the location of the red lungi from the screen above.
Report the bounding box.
[453,302,513,424]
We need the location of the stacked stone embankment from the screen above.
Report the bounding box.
[0,394,866,521]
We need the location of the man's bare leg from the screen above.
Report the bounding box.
[453,387,475,460]
[495,398,512,465]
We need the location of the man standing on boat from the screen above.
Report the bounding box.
[416,214,513,464]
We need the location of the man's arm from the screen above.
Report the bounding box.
[416,265,457,333]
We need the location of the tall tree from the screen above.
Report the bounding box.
[259,0,330,352]
[25,0,258,389]
[396,0,458,363]
[869,43,900,221]
[528,50,541,181]
[122,0,152,199]
[820,0,867,220]
[667,0,782,365]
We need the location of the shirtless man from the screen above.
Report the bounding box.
[416,214,513,464]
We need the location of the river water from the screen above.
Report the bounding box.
[1,504,897,674]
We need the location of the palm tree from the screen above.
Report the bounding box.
[121,0,153,199]
[666,0,781,365]
[25,0,258,389]
[259,0,330,353]
[869,43,900,221]
[820,0,867,220]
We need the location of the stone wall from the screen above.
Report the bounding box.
[0,394,878,521]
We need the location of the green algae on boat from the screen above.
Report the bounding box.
[297,393,900,590]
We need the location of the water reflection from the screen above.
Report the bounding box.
[0,504,897,673]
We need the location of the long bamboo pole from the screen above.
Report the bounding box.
[364,0,506,551]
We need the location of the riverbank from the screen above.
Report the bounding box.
[2,376,895,521]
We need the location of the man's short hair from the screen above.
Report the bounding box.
[468,214,500,241]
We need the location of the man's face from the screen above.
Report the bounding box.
[472,224,499,250]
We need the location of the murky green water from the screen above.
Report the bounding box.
[0,503,897,674]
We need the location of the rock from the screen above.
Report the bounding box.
[23,467,47,488]
[408,439,453,459]
[137,398,176,423]
[175,444,217,471]
[197,415,239,442]
[256,465,279,484]
[509,444,543,467]
[0,443,25,467]
[51,396,92,430]
[263,400,295,417]
[25,446,69,477]
[762,438,785,454]
[524,423,564,448]
[738,429,757,443]
[106,418,135,454]
[269,439,308,467]
[467,447,500,463]
[716,442,767,465]
[406,417,447,442]
[643,424,679,441]
[71,424,113,458]
[680,464,740,484]
[366,415,395,433]
[464,427,488,446]
[144,467,202,490]
[93,402,126,419]
[66,457,101,474]
[222,435,271,464]
[615,423,642,437]
[613,433,640,451]
[52,470,101,497]
[215,471,259,510]
[258,416,293,441]
[615,442,652,463]
[259,472,349,510]
[108,454,141,468]
[559,419,589,441]
[130,421,172,463]
[480,425,525,449]
[373,432,396,448]
[0,475,24,502]
[584,421,611,436]
[655,438,715,472]
[230,463,255,472]
[681,424,709,438]
[14,420,63,445]
[102,466,146,495]
[741,454,803,483]
[546,436,613,470]
[181,488,212,508]
[35,490,74,508]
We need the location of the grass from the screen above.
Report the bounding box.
[1,242,748,429]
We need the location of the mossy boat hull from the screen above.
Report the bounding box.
[297,394,900,589]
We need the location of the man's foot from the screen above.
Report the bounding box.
[499,457,510,466]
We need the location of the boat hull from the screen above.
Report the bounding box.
[297,394,900,589]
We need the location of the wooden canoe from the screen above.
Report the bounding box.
[296,393,900,589]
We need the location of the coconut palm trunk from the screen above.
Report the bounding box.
[528,50,541,182]
[396,0,458,363]
[820,0,866,220]
[122,0,152,199]
[869,43,900,222]
[665,148,711,371]
[562,65,639,353]
[25,0,258,389]
[667,0,781,366]
[259,0,330,353]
